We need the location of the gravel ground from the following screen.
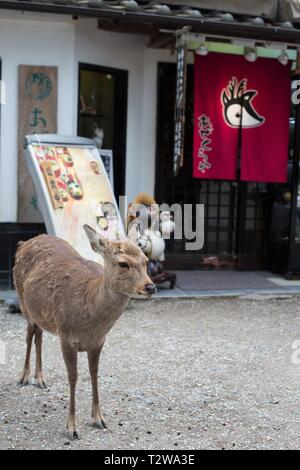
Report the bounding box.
[1,296,300,450]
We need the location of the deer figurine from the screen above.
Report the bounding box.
[13,225,156,439]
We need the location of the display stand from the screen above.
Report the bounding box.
[24,134,124,263]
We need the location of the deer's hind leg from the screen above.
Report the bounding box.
[35,326,47,389]
[61,339,79,440]
[88,344,107,430]
[18,323,35,386]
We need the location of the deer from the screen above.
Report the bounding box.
[13,225,156,439]
[221,76,265,129]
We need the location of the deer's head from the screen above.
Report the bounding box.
[221,77,265,128]
[84,224,156,298]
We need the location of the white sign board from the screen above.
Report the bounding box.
[24,134,125,264]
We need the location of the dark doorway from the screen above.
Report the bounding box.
[155,62,276,270]
[78,63,128,199]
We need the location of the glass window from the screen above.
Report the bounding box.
[78,70,116,149]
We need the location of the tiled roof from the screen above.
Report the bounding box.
[0,0,299,43]
[0,1,287,24]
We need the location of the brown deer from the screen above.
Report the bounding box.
[13,225,156,439]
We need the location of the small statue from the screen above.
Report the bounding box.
[93,125,104,150]
[137,228,165,261]
[160,211,175,239]
[127,193,176,289]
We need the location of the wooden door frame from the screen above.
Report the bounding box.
[77,62,128,198]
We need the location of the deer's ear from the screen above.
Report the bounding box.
[222,90,228,105]
[242,91,256,102]
[83,224,111,256]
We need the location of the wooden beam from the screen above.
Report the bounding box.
[147,33,174,49]
[98,18,154,36]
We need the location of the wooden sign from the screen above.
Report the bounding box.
[18,65,57,222]
[173,43,187,175]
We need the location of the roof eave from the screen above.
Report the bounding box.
[0,2,299,45]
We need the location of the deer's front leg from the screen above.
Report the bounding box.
[88,344,107,429]
[35,326,47,389]
[60,339,79,439]
[18,323,35,386]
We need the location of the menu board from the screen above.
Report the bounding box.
[99,149,114,190]
[24,135,124,264]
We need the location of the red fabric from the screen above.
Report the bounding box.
[193,52,291,182]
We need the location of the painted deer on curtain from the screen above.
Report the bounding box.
[221,77,265,129]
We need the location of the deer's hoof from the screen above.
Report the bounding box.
[67,430,80,440]
[93,419,107,430]
[36,380,48,389]
[17,377,30,387]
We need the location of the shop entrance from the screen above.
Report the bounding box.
[77,63,128,199]
[155,62,276,270]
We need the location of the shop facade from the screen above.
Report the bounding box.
[0,10,162,287]
[0,1,300,287]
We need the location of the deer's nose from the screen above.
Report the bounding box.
[144,283,157,296]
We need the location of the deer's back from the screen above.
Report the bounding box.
[14,234,103,335]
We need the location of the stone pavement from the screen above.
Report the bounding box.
[156,271,300,299]
[2,271,300,303]
[2,297,300,450]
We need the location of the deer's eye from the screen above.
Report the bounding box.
[118,261,130,269]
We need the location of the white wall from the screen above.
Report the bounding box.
[0,12,176,221]
[0,13,76,222]
[74,19,147,203]
[74,21,177,203]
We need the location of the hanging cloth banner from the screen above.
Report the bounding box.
[240,57,291,182]
[174,43,188,175]
[193,52,291,182]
